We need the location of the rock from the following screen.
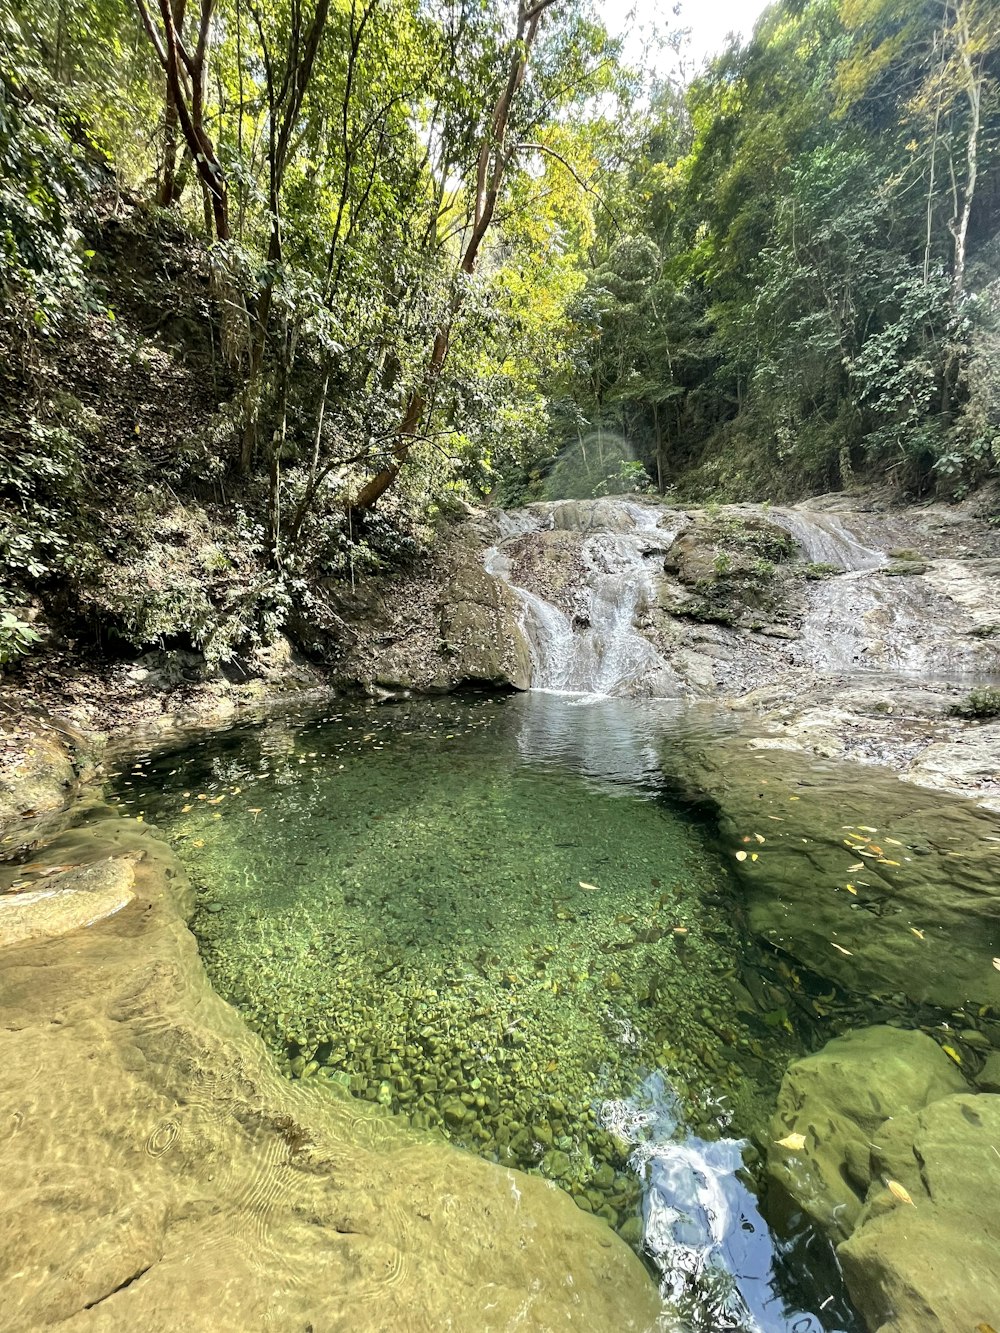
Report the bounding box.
[661,735,1000,1009]
[618,1216,644,1248]
[0,859,136,949]
[542,1149,571,1180]
[0,818,661,1333]
[838,1093,1000,1333]
[766,1027,965,1240]
[438,560,533,689]
[0,728,76,826]
[975,1050,1000,1093]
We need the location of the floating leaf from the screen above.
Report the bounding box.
[993,958,1000,972]
[672,926,689,936]
[735,850,748,862]
[578,881,599,892]
[942,1045,962,1065]
[774,1133,807,1151]
[831,942,853,956]
[858,825,878,833]
[847,862,865,871]
[884,838,903,847]
[750,852,760,862]
[181,804,193,813]
[754,833,766,844]
[844,884,857,895]
[910,927,925,939]
[886,1179,915,1206]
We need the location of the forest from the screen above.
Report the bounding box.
[1,0,998,667]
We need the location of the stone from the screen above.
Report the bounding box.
[765,1027,965,1241]
[838,1093,1000,1333]
[975,1050,1000,1093]
[0,860,136,950]
[0,817,661,1333]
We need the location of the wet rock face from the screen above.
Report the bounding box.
[766,1025,1000,1333]
[661,734,1000,1012]
[765,1027,965,1239]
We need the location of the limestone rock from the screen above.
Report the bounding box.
[661,735,1000,1009]
[0,728,76,825]
[0,817,659,1333]
[766,1027,965,1240]
[838,1092,1000,1333]
[0,859,136,949]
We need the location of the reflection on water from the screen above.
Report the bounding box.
[107,692,860,1332]
[604,1071,854,1333]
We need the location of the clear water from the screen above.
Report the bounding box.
[109,692,861,1332]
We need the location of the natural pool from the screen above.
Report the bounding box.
[110,692,872,1332]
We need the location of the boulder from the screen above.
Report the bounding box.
[838,1092,1000,1333]
[0,727,76,826]
[765,1027,965,1240]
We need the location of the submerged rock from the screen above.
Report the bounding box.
[661,734,1000,1010]
[0,816,660,1332]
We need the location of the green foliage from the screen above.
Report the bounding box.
[0,608,40,665]
[948,686,1000,720]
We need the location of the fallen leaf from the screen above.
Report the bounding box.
[750,852,760,862]
[910,927,925,939]
[858,825,878,833]
[975,1322,998,1333]
[879,858,901,867]
[942,1044,962,1065]
[831,942,853,956]
[735,851,748,862]
[754,833,766,844]
[767,815,784,821]
[578,881,599,892]
[181,804,193,813]
[884,837,903,847]
[672,926,689,935]
[847,862,865,872]
[886,1179,915,1206]
[993,958,1000,972]
[844,884,857,895]
[774,1133,807,1151]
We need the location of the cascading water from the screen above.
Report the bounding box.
[487,499,685,698]
[769,509,884,572]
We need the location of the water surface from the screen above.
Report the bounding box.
[110,691,861,1332]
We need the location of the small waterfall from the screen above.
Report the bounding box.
[771,509,884,572]
[487,499,685,698]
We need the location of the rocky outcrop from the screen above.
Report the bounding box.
[765,1027,966,1239]
[0,812,659,1332]
[660,732,1000,1012]
[0,721,77,826]
[765,1025,1000,1333]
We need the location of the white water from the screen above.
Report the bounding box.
[488,500,685,698]
[771,509,884,572]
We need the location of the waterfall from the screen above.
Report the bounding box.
[770,508,884,572]
[487,499,685,699]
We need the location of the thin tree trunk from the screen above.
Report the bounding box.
[348,0,557,515]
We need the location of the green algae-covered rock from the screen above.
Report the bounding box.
[766,1027,965,1240]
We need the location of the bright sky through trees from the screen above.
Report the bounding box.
[597,0,773,75]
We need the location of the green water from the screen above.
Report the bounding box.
[109,692,865,1330]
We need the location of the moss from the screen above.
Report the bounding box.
[948,687,1000,720]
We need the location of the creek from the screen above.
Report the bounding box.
[105,497,999,1332]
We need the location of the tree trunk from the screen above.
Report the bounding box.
[347,0,558,516]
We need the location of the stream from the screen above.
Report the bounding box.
[105,497,998,1331]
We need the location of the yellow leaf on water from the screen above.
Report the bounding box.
[942,1045,962,1065]
[844,884,857,895]
[910,927,925,939]
[774,1133,807,1151]
[858,825,878,833]
[879,858,901,866]
[975,1322,998,1333]
[181,804,193,813]
[831,942,853,956]
[847,862,865,871]
[735,851,748,862]
[750,852,760,862]
[884,838,903,846]
[789,796,800,801]
[993,958,1000,972]
[767,815,784,821]
[754,833,766,844]
[578,881,599,892]
[886,1179,915,1206]
[191,839,205,848]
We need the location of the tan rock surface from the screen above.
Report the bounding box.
[0,818,661,1332]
